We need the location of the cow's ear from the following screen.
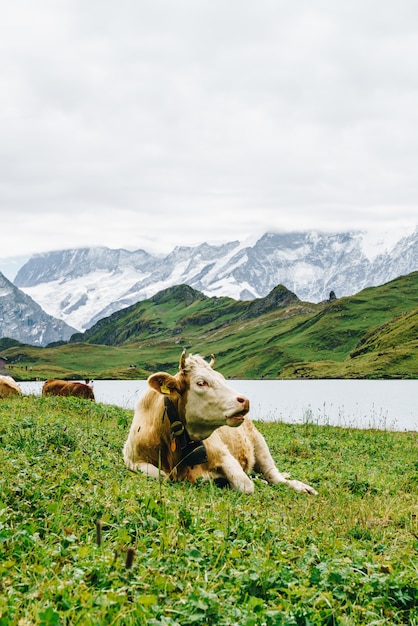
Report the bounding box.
[148,373,180,395]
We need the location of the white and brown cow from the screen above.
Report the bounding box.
[123,351,317,495]
[0,375,22,398]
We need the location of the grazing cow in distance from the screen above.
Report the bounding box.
[123,350,317,495]
[42,379,95,400]
[0,375,22,398]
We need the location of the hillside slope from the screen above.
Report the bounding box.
[280,307,418,379]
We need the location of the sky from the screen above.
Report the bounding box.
[1,0,418,279]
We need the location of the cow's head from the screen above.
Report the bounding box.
[148,350,250,440]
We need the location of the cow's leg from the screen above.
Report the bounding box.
[218,454,255,494]
[125,458,167,479]
[123,442,168,479]
[253,431,318,495]
[136,462,167,480]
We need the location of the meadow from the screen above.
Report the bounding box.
[0,396,417,625]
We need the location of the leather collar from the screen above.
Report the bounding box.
[163,396,208,467]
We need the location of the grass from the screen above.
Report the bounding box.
[0,396,417,625]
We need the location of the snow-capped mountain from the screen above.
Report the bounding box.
[0,271,77,346]
[13,228,418,333]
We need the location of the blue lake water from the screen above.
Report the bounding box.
[20,379,417,432]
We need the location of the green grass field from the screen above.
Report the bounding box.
[1,396,417,625]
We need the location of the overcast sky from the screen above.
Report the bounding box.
[1,0,417,277]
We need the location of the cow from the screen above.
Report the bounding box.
[123,351,317,495]
[42,379,95,400]
[0,375,22,398]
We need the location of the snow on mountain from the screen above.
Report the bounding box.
[0,272,77,346]
[13,228,418,334]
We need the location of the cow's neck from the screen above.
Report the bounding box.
[163,396,208,467]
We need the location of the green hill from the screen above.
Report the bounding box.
[1,273,417,380]
[69,283,301,346]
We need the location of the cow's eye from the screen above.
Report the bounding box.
[196,380,208,387]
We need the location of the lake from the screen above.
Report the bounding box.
[19,379,417,431]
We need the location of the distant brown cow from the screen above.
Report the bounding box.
[0,375,22,398]
[42,379,95,400]
[123,351,317,495]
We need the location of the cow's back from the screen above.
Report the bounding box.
[43,379,68,396]
[72,382,95,400]
[123,389,182,475]
[42,379,95,400]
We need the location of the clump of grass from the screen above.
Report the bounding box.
[0,396,417,625]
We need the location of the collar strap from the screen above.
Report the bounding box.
[163,397,208,467]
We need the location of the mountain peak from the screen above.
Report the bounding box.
[0,271,77,346]
[150,284,207,306]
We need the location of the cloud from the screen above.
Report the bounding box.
[0,0,417,260]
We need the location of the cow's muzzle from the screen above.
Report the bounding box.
[226,396,250,426]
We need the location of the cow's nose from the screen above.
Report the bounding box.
[237,397,250,411]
